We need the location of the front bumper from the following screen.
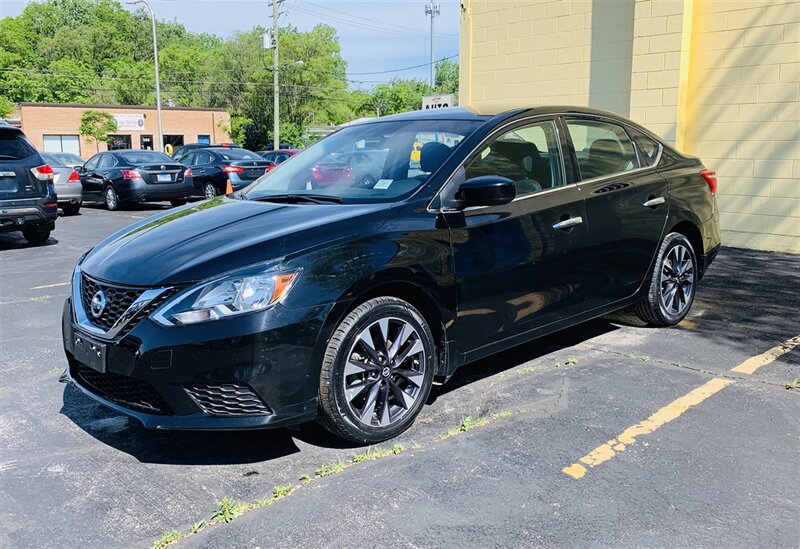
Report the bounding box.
[62,297,331,430]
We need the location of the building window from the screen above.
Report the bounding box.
[163,135,185,148]
[140,135,154,150]
[197,134,211,144]
[43,134,81,155]
[107,135,132,150]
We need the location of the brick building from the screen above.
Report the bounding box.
[16,103,231,158]
[459,0,799,253]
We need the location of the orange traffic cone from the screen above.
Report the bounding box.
[225,179,233,194]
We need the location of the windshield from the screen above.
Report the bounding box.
[0,131,37,161]
[118,151,173,164]
[243,119,483,204]
[214,148,262,161]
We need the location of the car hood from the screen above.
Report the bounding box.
[80,196,392,286]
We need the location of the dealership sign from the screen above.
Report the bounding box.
[113,113,146,131]
[421,94,455,110]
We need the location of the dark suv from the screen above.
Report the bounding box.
[0,124,58,244]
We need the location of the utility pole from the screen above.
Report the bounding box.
[127,0,163,151]
[425,3,440,87]
[272,0,280,151]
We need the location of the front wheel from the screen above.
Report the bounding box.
[318,297,435,443]
[634,232,697,326]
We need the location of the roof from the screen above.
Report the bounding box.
[356,106,492,124]
[17,102,227,113]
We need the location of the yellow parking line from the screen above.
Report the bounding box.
[730,335,800,375]
[29,282,69,290]
[562,378,733,479]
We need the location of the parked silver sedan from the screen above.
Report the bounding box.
[41,152,83,215]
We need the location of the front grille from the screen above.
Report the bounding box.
[73,363,172,415]
[183,383,272,417]
[81,274,145,331]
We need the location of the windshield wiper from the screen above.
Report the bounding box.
[247,193,342,204]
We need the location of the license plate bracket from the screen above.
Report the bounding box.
[157,173,171,182]
[73,332,107,373]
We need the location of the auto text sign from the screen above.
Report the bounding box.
[422,94,455,110]
[113,114,145,131]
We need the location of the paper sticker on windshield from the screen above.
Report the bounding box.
[374,179,393,189]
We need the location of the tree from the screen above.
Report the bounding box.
[435,59,459,98]
[0,97,14,119]
[217,109,252,146]
[366,79,433,116]
[79,110,117,153]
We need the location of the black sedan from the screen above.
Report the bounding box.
[77,150,194,210]
[62,106,721,443]
[180,147,270,198]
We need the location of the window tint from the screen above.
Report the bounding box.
[628,127,661,167]
[566,119,638,180]
[181,152,196,165]
[0,131,37,160]
[465,119,564,198]
[195,151,214,165]
[98,154,117,169]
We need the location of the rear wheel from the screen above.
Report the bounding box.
[22,225,51,244]
[62,202,81,216]
[634,232,697,326]
[204,183,217,198]
[104,186,119,211]
[318,297,435,443]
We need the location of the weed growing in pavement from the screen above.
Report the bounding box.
[786,378,800,390]
[410,440,424,450]
[188,521,204,535]
[151,530,181,549]
[565,358,578,365]
[299,473,312,484]
[212,497,245,524]
[272,484,294,498]
[440,410,518,439]
[352,443,406,463]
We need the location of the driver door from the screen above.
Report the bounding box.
[445,117,590,360]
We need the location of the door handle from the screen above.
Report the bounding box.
[552,216,584,230]
[643,196,666,207]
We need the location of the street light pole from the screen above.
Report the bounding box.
[425,3,440,87]
[272,0,280,151]
[127,0,163,152]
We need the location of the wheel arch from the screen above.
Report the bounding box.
[667,220,704,274]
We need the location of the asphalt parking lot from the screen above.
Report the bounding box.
[1,204,798,549]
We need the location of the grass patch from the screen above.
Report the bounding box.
[272,484,294,498]
[315,460,346,477]
[351,443,406,463]
[151,530,181,549]
[786,378,800,390]
[188,521,204,535]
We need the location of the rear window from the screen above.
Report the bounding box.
[117,151,173,164]
[628,128,661,167]
[41,153,65,167]
[0,131,38,161]
[214,148,261,161]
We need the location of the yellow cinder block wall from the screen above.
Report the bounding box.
[460,0,800,253]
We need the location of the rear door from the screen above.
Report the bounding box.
[446,117,591,358]
[0,129,46,200]
[79,154,104,199]
[563,116,668,308]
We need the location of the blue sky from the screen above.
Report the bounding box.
[0,0,461,88]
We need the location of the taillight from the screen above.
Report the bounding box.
[30,164,54,181]
[120,169,141,180]
[67,170,80,182]
[222,165,243,174]
[184,168,193,178]
[700,169,717,196]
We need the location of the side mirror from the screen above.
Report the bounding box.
[455,175,516,208]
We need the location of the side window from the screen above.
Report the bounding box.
[464,119,564,198]
[409,131,466,178]
[566,119,638,180]
[84,155,100,171]
[276,154,289,163]
[262,153,276,164]
[181,152,196,166]
[627,127,661,167]
[97,155,117,169]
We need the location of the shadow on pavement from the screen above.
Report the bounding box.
[0,233,59,250]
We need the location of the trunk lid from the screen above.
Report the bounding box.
[136,163,186,184]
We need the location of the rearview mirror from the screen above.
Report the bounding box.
[456,175,516,208]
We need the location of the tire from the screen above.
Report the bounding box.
[104,185,119,211]
[318,297,435,443]
[204,183,217,199]
[634,232,698,327]
[22,225,51,244]
[61,202,81,216]
[169,199,187,207]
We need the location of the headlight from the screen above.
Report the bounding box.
[152,264,299,326]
